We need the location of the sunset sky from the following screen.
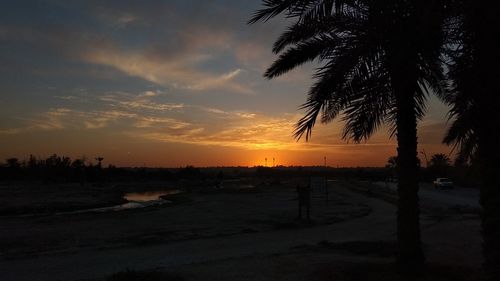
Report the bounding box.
[0,0,452,167]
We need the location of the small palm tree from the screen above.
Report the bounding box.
[429,153,451,168]
[250,0,446,272]
[428,153,451,178]
[386,156,398,169]
[6,158,20,169]
[95,157,104,169]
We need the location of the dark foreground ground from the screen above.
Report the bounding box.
[0,179,482,281]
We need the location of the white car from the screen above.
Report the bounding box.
[433,178,454,189]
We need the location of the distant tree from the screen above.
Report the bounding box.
[385,156,398,181]
[27,154,39,169]
[45,154,60,168]
[6,158,20,169]
[71,158,85,169]
[386,156,398,169]
[427,153,451,179]
[95,157,104,169]
[177,166,202,179]
[429,153,451,168]
[61,156,71,168]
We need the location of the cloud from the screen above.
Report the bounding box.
[138,91,157,98]
[98,92,184,112]
[132,117,191,129]
[131,112,360,151]
[0,108,71,134]
[1,88,396,154]
[0,0,279,96]
[0,128,24,135]
[80,42,254,94]
[418,121,448,145]
[98,11,137,28]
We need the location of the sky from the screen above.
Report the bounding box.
[0,0,453,167]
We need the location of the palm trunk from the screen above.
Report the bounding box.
[477,122,500,281]
[394,86,424,274]
[388,46,425,274]
[476,65,500,281]
[475,4,500,279]
[384,0,425,272]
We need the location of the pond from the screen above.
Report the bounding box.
[124,190,182,202]
[52,190,182,216]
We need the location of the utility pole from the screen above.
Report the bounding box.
[324,156,328,205]
[273,157,275,167]
[420,150,429,167]
[265,158,267,167]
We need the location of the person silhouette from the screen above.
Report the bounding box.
[296,183,311,220]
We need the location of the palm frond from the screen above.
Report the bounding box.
[341,64,392,142]
[341,83,392,142]
[248,0,302,24]
[265,34,343,78]
[294,36,384,141]
[273,13,359,53]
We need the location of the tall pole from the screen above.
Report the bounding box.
[420,150,429,167]
[273,157,275,167]
[324,156,328,204]
[265,158,267,167]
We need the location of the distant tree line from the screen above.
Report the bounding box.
[0,155,186,183]
[1,154,107,183]
[386,153,480,186]
[1,154,479,186]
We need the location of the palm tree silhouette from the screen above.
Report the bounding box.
[250,0,446,272]
[443,1,500,279]
[6,158,20,169]
[95,157,104,169]
[442,2,477,165]
[385,156,398,169]
[429,153,451,168]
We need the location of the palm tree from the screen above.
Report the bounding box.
[95,157,104,169]
[442,1,478,166]
[429,153,451,168]
[442,101,477,166]
[250,0,445,273]
[386,156,398,169]
[6,158,20,169]
[428,153,451,178]
[443,1,500,279]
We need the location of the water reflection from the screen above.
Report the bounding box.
[51,190,181,216]
[124,190,181,202]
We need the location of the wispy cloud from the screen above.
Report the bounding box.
[80,36,255,94]
[1,88,396,154]
[98,91,184,112]
[131,113,351,151]
[132,117,191,129]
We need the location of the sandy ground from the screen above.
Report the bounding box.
[0,180,483,281]
[0,182,125,215]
